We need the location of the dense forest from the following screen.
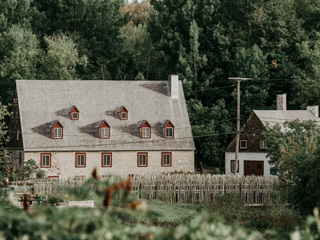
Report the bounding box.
[1,0,320,168]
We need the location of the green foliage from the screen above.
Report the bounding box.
[291,208,320,240]
[40,34,87,80]
[0,102,10,183]
[15,159,45,181]
[2,0,320,169]
[188,98,232,167]
[264,120,320,215]
[1,176,320,239]
[0,25,40,102]
[210,194,301,236]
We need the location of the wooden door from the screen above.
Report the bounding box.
[244,161,264,176]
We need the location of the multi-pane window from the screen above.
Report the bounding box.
[54,128,62,138]
[102,153,112,167]
[142,127,150,138]
[260,140,267,149]
[165,127,173,138]
[231,160,239,173]
[138,153,148,167]
[41,153,51,168]
[72,112,78,119]
[101,127,109,139]
[121,112,127,119]
[162,152,172,167]
[240,140,247,149]
[76,153,86,167]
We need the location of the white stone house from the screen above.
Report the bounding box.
[225,94,320,176]
[7,75,195,179]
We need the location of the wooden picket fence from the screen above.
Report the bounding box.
[32,174,279,205]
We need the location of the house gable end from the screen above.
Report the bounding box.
[226,112,266,152]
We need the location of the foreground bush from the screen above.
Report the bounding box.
[0,174,319,239]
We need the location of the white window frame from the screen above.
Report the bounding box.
[72,112,78,119]
[240,140,247,149]
[260,140,267,149]
[138,153,147,167]
[77,154,85,167]
[142,127,150,138]
[102,154,111,167]
[165,127,173,138]
[42,154,51,167]
[121,112,127,120]
[54,128,62,139]
[162,153,171,167]
[101,127,109,139]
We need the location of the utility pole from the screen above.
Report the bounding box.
[229,77,251,175]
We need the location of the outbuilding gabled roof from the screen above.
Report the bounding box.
[16,80,195,151]
[254,110,320,131]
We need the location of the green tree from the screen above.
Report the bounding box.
[16,159,45,181]
[264,120,320,215]
[0,102,10,183]
[40,34,87,80]
[188,99,232,167]
[230,44,270,117]
[177,20,207,99]
[0,25,40,102]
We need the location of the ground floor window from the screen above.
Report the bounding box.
[137,152,148,167]
[75,153,86,167]
[41,153,51,168]
[161,152,172,167]
[101,153,112,167]
[230,160,239,173]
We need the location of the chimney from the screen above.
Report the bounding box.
[276,93,287,111]
[307,105,319,117]
[168,74,179,99]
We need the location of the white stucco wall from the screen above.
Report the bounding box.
[225,152,273,176]
[24,151,194,179]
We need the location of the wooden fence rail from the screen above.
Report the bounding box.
[32,174,279,205]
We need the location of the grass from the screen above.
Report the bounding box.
[136,200,199,226]
[135,196,302,239]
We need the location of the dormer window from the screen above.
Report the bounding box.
[50,120,63,139]
[69,105,79,120]
[138,120,151,138]
[97,120,110,139]
[161,120,174,138]
[118,106,128,120]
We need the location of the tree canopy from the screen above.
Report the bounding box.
[1,0,320,168]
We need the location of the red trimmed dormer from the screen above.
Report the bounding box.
[69,105,79,120]
[138,120,151,139]
[97,120,110,139]
[162,120,174,138]
[118,106,128,120]
[50,120,63,139]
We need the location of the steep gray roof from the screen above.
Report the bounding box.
[17,80,195,152]
[254,110,320,131]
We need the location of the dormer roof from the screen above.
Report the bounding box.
[69,105,79,113]
[97,120,110,128]
[138,120,151,128]
[161,120,174,128]
[50,120,63,128]
[117,106,128,113]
